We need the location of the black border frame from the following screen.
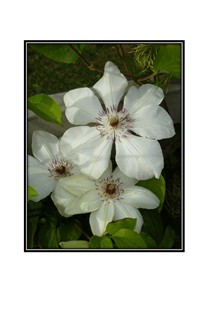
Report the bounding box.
[24,40,185,252]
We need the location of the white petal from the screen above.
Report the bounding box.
[93,61,128,111]
[132,104,175,139]
[123,84,164,116]
[121,186,160,209]
[60,126,113,179]
[57,175,96,196]
[89,201,114,236]
[64,88,103,125]
[32,131,61,166]
[51,180,76,217]
[113,201,143,234]
[97,159,113,181]
[115,135,164,180]
[65,190,102,216]
[69,164,82,176]
[112,166,138,188]
[28,155,57,202]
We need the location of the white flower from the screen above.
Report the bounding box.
[52,162,160,236]
[60,61,175,180]
[28,131,80,209]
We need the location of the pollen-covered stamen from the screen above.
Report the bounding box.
[95,175,124,202]
[48,158,74,180]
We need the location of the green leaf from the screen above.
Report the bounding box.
[30,44,79,64]
[59,240,89,249]
[27,200,43,248]
[140,209,164,246]
[105,218,137,235]
[136,175,165,212]
[28,185,38,202]
[96,44,115,52]
[57,219,82,242]
[38,222,59,249]
[159,225,175,249]
[140,231,158,249]
[89,236,113,249]
[112,229,147,249]
[27,216,39,249]
[154,45,181,78]
[28,200,43,215]
[28,94,63,126]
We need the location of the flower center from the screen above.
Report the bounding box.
[95,107,135,142]
[56,165,66,175]
[95,175,124,203]
[109,117,119,128]
[106,184,116,195]
[48,158,74,180]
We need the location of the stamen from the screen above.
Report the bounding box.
[48,158,74,180]
[95,176,124,202]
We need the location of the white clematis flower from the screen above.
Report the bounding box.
[52,162,160,236]
[28,131,81,206]
[60,61,175,180]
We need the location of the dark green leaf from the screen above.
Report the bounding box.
[112,229,147,249]
[105,218,137,235]
[28,185,38,202]
[27,216,39,249]
[45,211,60,229]
[28,94,63,126]
[59,240,89,249]
[38,222,59,249]
[159,225,175,249]
[57,219,82,242]
[30,44,79,64]
[96,44,115,52]
[154,45,181,78]
[140,209,164,246]
[89,236,113,249]
[28,200,43,215]
[140,232,158,249]
[136,175,165,212]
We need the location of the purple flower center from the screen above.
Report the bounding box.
[110,118,119,128]
[56,166,66,175]
[105,184,116,195]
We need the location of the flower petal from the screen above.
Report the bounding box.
[132,104,175,140]
[64,88,103,125]
[93,61,128,111]
[89,201,114,236]
[65,190,102,216]
[121,186,160,209]
[51,181,76,217]
[113,200,143,234]
[115,135,164,180]
[112,166,138,188]
[123,84,164,116]
[32,131,61,166]
[28,155,57,202]
[57,175,96,196]
[60,126,113,179]
[97,159,113,181]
